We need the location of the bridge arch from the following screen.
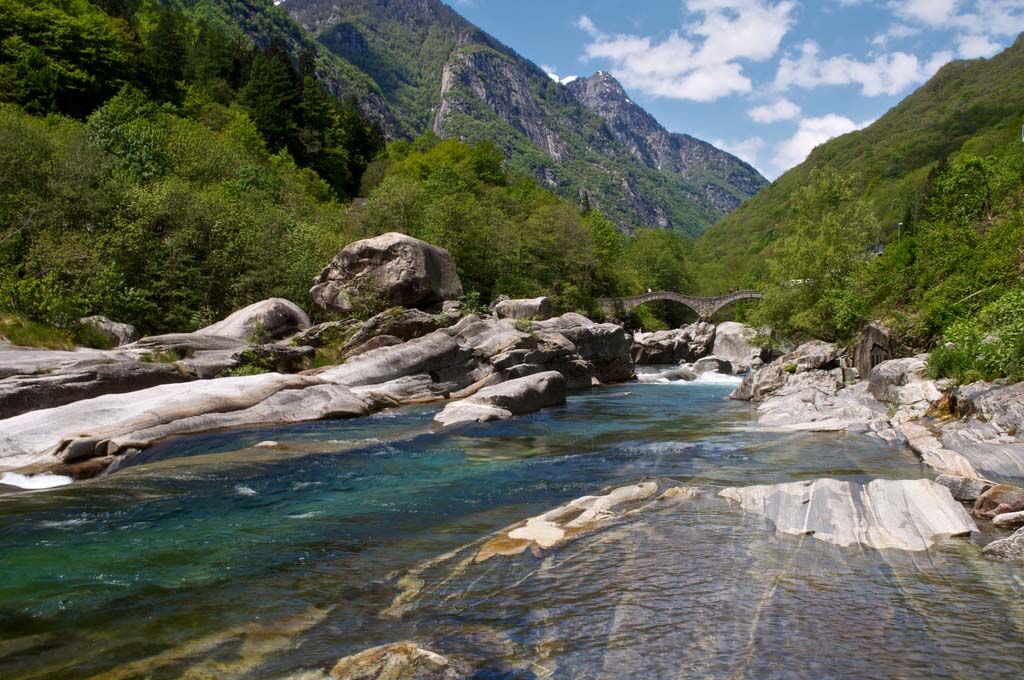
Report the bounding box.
[598,290,762,321]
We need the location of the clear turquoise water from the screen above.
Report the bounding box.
[1,378,1021,679]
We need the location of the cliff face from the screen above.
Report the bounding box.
[567,72,768,214]
[284,0,767,235]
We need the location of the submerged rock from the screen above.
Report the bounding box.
[719,478,976,551]
[474,480,671,562]
[199,298,311,341]
[434,371,566,427]
[79,315,139,346]
[330,642,466,680]
[311,233,463,314]
[981,527,1024,561]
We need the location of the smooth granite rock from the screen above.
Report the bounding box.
[992,511,1024,527]
[79,315,139,346]
[311,233,463,313]
[434,371,566,427]
[712,322,767,373]
[632,322,715,365]
[693,356,733,375]
[474,481,664,562]
[731,341,840,402]
[535,313,634,383]
[493,296,554,321]
[720,478,976,551]
[199,298,311,341]
[901,422,981,478]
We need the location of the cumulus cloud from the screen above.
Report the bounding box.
[891,0,1024,58]
[576,1,795,102]
[957,33,1002,57]
[748,98,801,123]
[774,41,952,96]
[773,114,873,172]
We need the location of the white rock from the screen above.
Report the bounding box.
[720,478,976,552]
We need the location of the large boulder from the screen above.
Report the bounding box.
[199,298,311,342]
[434,371,566,427]
[311,233,463,314]
[868,356,950,423]
[533,314,634,383]
[79,316,139,346]
[712,322,767,372]
[631,322,715,365]
[493,296,554,321]
[731,341,840,402]
[853,321,897,380]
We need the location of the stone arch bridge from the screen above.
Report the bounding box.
[598,290,763,321]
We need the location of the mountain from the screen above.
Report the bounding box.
[566,71,766,215]
[282,0,767,235]
[694,34,1024,291]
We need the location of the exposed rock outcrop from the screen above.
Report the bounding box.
[720,478,976,551]
[935,474,995,502]
[533,313,634,383]
[631,322,715,365]
[492,296,554,321]
[693,356,733,375]
[853,321,897,380]
[867,356,950,424]
[731,341,840,402]
[0,313,636,478]
[199,298,311,341]
[974,484,1024,519]
[434,371,566,427]
[712,322,767,373]
[311,233,462,314]
[79,315,139,346]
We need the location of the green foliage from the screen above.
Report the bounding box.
[0,314,74,350]
[749,168,879,342]
[930,288,1024,383]
[697,36,1024,291]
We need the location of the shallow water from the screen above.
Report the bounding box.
[0,374,1021,678]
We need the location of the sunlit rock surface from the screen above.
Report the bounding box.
[720,478,976,551]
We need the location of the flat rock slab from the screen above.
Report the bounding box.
[719,478,977,552]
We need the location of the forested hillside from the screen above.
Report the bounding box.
[0,0,693,341]
[695,35,1024,291]
[713,36,1024,383]
[284,0,766,235]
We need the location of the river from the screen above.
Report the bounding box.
[1,370,1022,678]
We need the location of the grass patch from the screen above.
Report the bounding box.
[0,315,74,350]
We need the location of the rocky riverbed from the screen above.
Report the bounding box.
[2,233,1023,677]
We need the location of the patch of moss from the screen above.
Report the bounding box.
[0,315,74,350]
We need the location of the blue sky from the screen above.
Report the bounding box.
[449,0,1024,179]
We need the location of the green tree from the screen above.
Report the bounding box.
[240,39,299,152]
[751,168,878,341]
[14,46,56,114]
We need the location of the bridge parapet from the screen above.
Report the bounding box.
[598,290,762,321]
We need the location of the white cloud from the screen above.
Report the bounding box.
[957,33,1002,57]
[772,114,872,172]
[748,98,801,123]
[774,41,952,96]
[713,136,766,169]
[576,1,795,102]
[892,0,959,27]
[872,23,920,47]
